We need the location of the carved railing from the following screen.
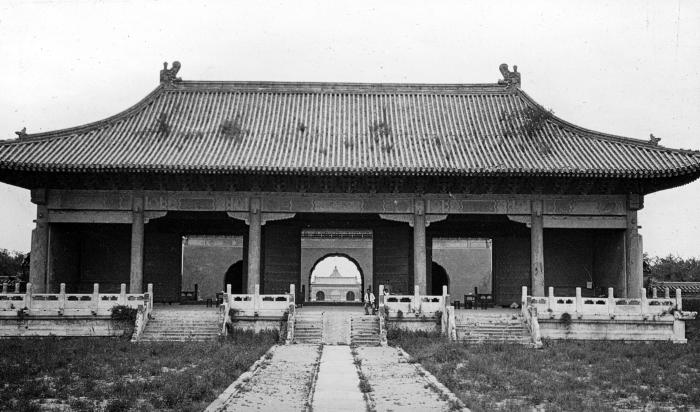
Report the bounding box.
[447,306,457,341]
[383,285,447,317]
[0,282,150,318]
[520,286,543,347]
[285,302,296,344]
[131,284,154,342]
[226,284,295,318]
[220,286,232,337]
[525,286,691,320]
[377,285,388,345]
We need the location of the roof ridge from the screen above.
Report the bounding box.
[166,80,513,94]
[0,85,166,145]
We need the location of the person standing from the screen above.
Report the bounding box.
[364,288,375,315]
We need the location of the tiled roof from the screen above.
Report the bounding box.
[1,76,699,181]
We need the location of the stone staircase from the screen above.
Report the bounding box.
[350,315,381,346]
[138,307,221,342]
[292,312,324,344]
[455,312,531,344]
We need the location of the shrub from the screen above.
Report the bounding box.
[560,312,572,328]
[110,305,137,322]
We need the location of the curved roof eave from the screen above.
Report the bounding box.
[0,84,166,144]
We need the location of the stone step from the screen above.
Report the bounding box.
[142,331,220,335]
[456,325,523,331]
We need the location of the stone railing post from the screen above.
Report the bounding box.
[59,283,66,314]
[664,287,670,299]
[147,283,154,310]
[640,287,648,316]
[25,282,33,311]
[652,287,658,299]
[575,287,582,316]
[93,283,100,314]
[413,285,420,313]
[119,283,127,305]
[608,288,615,318]
[521,286,528,308]
[676,289,683,311]
[14,282,20,294]
[1,283,7,294]
[226,283,232,305]
[547,286,554,312]
[254,284,260,313]
[289,284,296,306]
[442,285,448,307]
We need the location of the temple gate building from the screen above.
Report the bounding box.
[310,266,361,302]
[1,62,699,307]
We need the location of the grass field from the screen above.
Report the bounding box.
[0,331,277,412]
[393,320,700,412]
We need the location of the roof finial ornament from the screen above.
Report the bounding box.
[160,61,181,85]
[14,127,27,139]
[649,133,661,145]
[498,63,521,88]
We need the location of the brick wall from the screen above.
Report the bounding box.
[182,236,243,300]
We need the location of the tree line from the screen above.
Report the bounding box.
[644,254,700,283]
[0,249,27,279]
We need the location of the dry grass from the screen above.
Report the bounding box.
[0,331,277,411]
[393,321,700,411]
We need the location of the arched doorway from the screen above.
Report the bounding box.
[224,260,244,294]
[431,262,449,295]
[316,291,325,301]
[309,254,363,302]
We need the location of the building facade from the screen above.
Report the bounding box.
[310,266,361,302]
[1,62,699,304]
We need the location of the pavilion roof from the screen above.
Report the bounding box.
[1,63,699,183]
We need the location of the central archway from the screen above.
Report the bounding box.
[224,260,244,294]
[308,253,364,302]
[300,229,373,302]
[431,261,449,295]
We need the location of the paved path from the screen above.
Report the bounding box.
[356,346,456,411]
[312,345,367,411]
[207,345,320,411]
[208,342,460,412]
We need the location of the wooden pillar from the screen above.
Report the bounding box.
[129,194,144,294]
[617,231,628,298]
[530,200,545,296]
[29,190,49,293]
[626,210,642,298]
[413,199,427,295]
[247,198,262,294]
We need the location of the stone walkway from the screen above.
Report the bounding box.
[311,346,366,411]
[207,343,461,412]
[356,346,457,411]
[206,345,320,411]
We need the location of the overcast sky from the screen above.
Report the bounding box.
[0,0,698,257]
